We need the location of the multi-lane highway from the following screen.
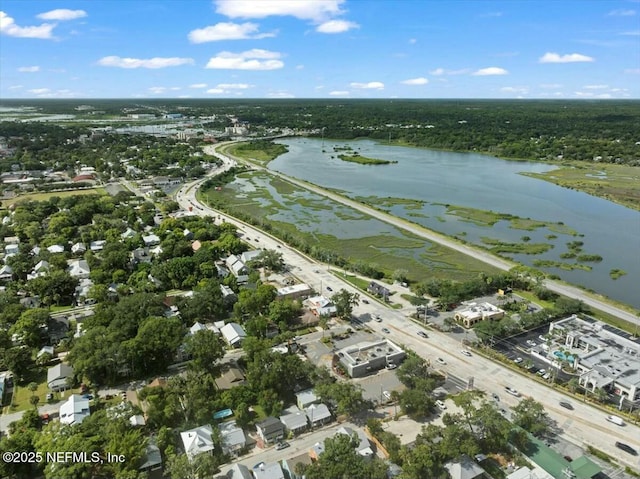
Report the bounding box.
[172,144,640,470]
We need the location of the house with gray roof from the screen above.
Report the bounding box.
[220,322,247,347]
[218,420,246,456]
[254,462,285,479]
[280,407,308,435]
[445,455,487,479]
[47,363,74,391]
[282,452,313,479]
[335,426,374,458]
[256,417,284,445]
[306,403,331,427]
[227,463,253,479]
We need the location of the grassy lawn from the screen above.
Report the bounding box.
[1,188,107,209]
[514,290,555,310]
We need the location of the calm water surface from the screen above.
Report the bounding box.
[269,138,640,308]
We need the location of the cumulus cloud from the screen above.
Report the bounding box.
[207,88,225,94]
[97,56,194,69]
[37,9,87,21]
[401,77,429,85]
[350,81,384,90]
[205,49,284,70]
[267,91,295,98]
[215,0,345,22]
[329,90,349,96]
[316,19,359,33]
[18,66,40,72]
[472,67,508,76]
[189,83,208,89]
[148,87,167,94]
[583,84,608,90]
[0,11,56,39]
[28,88,50,94]
[188,22,275,43]
[9,85,23,90]
[539,52,594,63]
[607,9,636,16]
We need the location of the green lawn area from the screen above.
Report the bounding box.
[514,290,555,310]
[1,188,107,209]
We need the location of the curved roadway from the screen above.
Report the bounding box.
[173,143,640,470]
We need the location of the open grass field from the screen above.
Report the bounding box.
[521,162,640,211]
[1,187,107,209]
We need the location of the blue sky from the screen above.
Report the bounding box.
[1,0,639,99]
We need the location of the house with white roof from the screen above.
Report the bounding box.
[90,240,106,252]
[121,228,136,240]
[59,394,90,425]
[445,455,487,479]
[227,463,253,479]
[296,389,319,410]
[0,264,13,280]
[4,243,19,255]
[27,260,49,280]
[180,424,215,460]
[71,242,86,254]
[225,254,249,283]
[189,321,219,336]
[220,322,247,347]
[304,296,337,317]
[47,244,65,254]
[68,259,91,279]
[218,420,246,456]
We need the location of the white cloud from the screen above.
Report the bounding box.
[316,19,359,33]
[18,66,40,72]
[539,52,594,63]
[216,83,253,89]
[472,67,508,76]
[607,9,636,16]
[215,0,345,22]
[205,49,284,70]
[267,91,295,98]
[401,77,429,85]
[329,90,349,96]
[8,85,23,90]
[97,56,194,69]
[28,88,50,94]
[37,9,87,21]
[409,38,417,44]
[189,83,208,89]
[429,67,470,76]
[620,30,640,36]
[500,86,529,94]
[188,22,275,43]
[296,64,304,70]
[624,68,640,74]
[149,87,167,94]
[480,11,503,18]
[207,88,225,94]
[350,81,384,90]
[0,11,55,39]
[583,84,609,90]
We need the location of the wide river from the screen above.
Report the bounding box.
[268,138,640,309]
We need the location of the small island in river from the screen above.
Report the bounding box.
[337,153,397,165]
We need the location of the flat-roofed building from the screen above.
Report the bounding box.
[338,339,405,378]
[454,302,505,328]
[277,283,312,300]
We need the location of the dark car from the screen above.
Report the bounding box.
[417,331,428,339]
[326,286,333,292]
[362,299,369,304]
[615,442,638,456]
[559,401,573,410]
[275,441,290,451]
[381,328,391,334]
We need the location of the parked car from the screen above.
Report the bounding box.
[492,393,500,402]
[461,350,472,357]
[386,363,398,370]
[275,442,290,451]
[253,462,265,470]
[505,386,521,397]
[542,373,551,380]
[375,314,382,322]
[381,328,391,334]
[537,369,546,376]
[436,357,446,365]
[606,415,625,426]
[82,394,94,400]
[417,331,428,338]
[538,335,547,342]
[362,299,369,304]
[559,401,573,410]
[383,390,392,400]
[513,357,523,364]
[46,393,53,401]
[436,400,447,410]
[326,286,333,292]
[615,442,637,456]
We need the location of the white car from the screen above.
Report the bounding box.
[513,357,523,364]
[383,391,392,400]
[436,400,447,410]
[605,415,625,426]
[504,386,521,397]
[436,357,447,365]
[461,350,472,357]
